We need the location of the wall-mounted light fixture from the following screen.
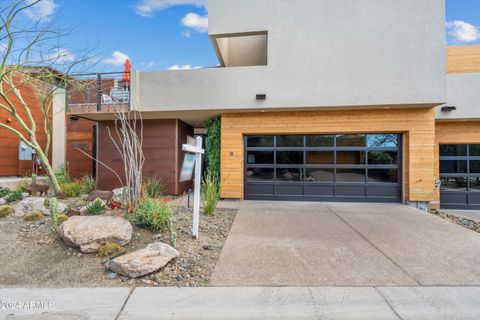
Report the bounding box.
[441,105,456,112]
[69,115,79,121]
[256,93,267,100]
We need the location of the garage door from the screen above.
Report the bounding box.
[440,144,480,209]
[244,134,402,202]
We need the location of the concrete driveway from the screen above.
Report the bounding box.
[211,201,480,286]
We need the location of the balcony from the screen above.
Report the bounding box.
[67,72,130,117]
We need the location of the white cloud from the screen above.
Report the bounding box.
[104,51,130,66]
[47,48,75,63]
[446,20,480,43]
[24,0,57,21]
[134,0,206,17]
[181,13,208,33]
[168,64,202,70]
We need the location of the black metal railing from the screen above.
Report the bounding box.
[67,71,130,112]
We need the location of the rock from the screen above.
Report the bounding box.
[176,275,183,281]
[59,215,132,253]
[21,192,29,199]
[0,205,13,218]
[112,187,126,196]
[84,190,113,203]
[108,242,179,278]
[66,209,81,217]
[14,197,67,217]
[202,245,214,250]
[106,272,118,280]
[0,198,6,205]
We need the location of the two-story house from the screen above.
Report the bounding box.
[70,0,480,210]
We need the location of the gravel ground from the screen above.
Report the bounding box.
[0,199,236,288]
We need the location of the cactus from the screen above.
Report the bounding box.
[48,198,58,234]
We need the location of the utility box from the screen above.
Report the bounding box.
[18,140,33,161]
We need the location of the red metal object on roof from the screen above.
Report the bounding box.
[122,59,131,82]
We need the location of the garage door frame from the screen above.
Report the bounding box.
[244,134,402,202]
[440,144,480,210]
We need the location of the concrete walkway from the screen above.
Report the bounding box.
[1,286,480,319]
[211,201,480,286]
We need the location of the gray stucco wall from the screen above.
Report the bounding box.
[133,0,446,114]
[436,73,480,120]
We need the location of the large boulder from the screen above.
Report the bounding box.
[14,197,68,217]
[59,216,132,253]
[108,242,179,278]
[84,190,113,203]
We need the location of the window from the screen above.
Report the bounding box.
[247,136,273,148]
[246,168,274,181]
[368,169,398,183]
[276,135,303,148]
[277,151,303,164]
[336,151,366,165]
[247,151,273,164]
[336,169,365,183]
[367,134,398,148]
[440,144,467,157]
[336,134,365,147]
[368,151,398,165]
[305,168,334,182]
[306,135,334,147]
[306,151,334,164]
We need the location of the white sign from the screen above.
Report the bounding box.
[179,153,196,182]
[181,136,204,239]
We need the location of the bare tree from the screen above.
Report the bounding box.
[0,0,94,193]
[108,107,145,208]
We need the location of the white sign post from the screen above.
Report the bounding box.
[182,136,204,239]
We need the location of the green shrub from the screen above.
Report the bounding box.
[86,198,106,215]
[59,181,83,197]
[56,214,68,225]
[202,171,220,216]
[15,177,30,192]
[5,191,23,203]
[81,175,96,194]
[144,176,165,198]
[204,116,221,180]
[0,186,11,198]
[24,211,43,221]
[0,205,13,218]
[54,167,71,185]
[97,242,121,257]
[133,198,172,232]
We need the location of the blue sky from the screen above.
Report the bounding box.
[13,0,480,72]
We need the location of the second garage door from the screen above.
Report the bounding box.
[244,134,402,202]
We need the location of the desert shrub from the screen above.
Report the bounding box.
[24,211,43,221]
[0,205,13,218]
[5,190,23,203]
[15,177,30,192]
[97,242,121,257]
[56,214,68,225]
[144,176,165,198]
[59,181,83,197]
[86,198,107,215]
[55,167,71,184]
[81,175,96,194]
[0,186,11,198]
[202,171,220,216]
[133,198,172,232]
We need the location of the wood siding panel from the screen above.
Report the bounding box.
[66,118,95,179]
[447,45,480,74]
[0,77,52,176]
[96,119,192,195]
[221,108,436,202]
